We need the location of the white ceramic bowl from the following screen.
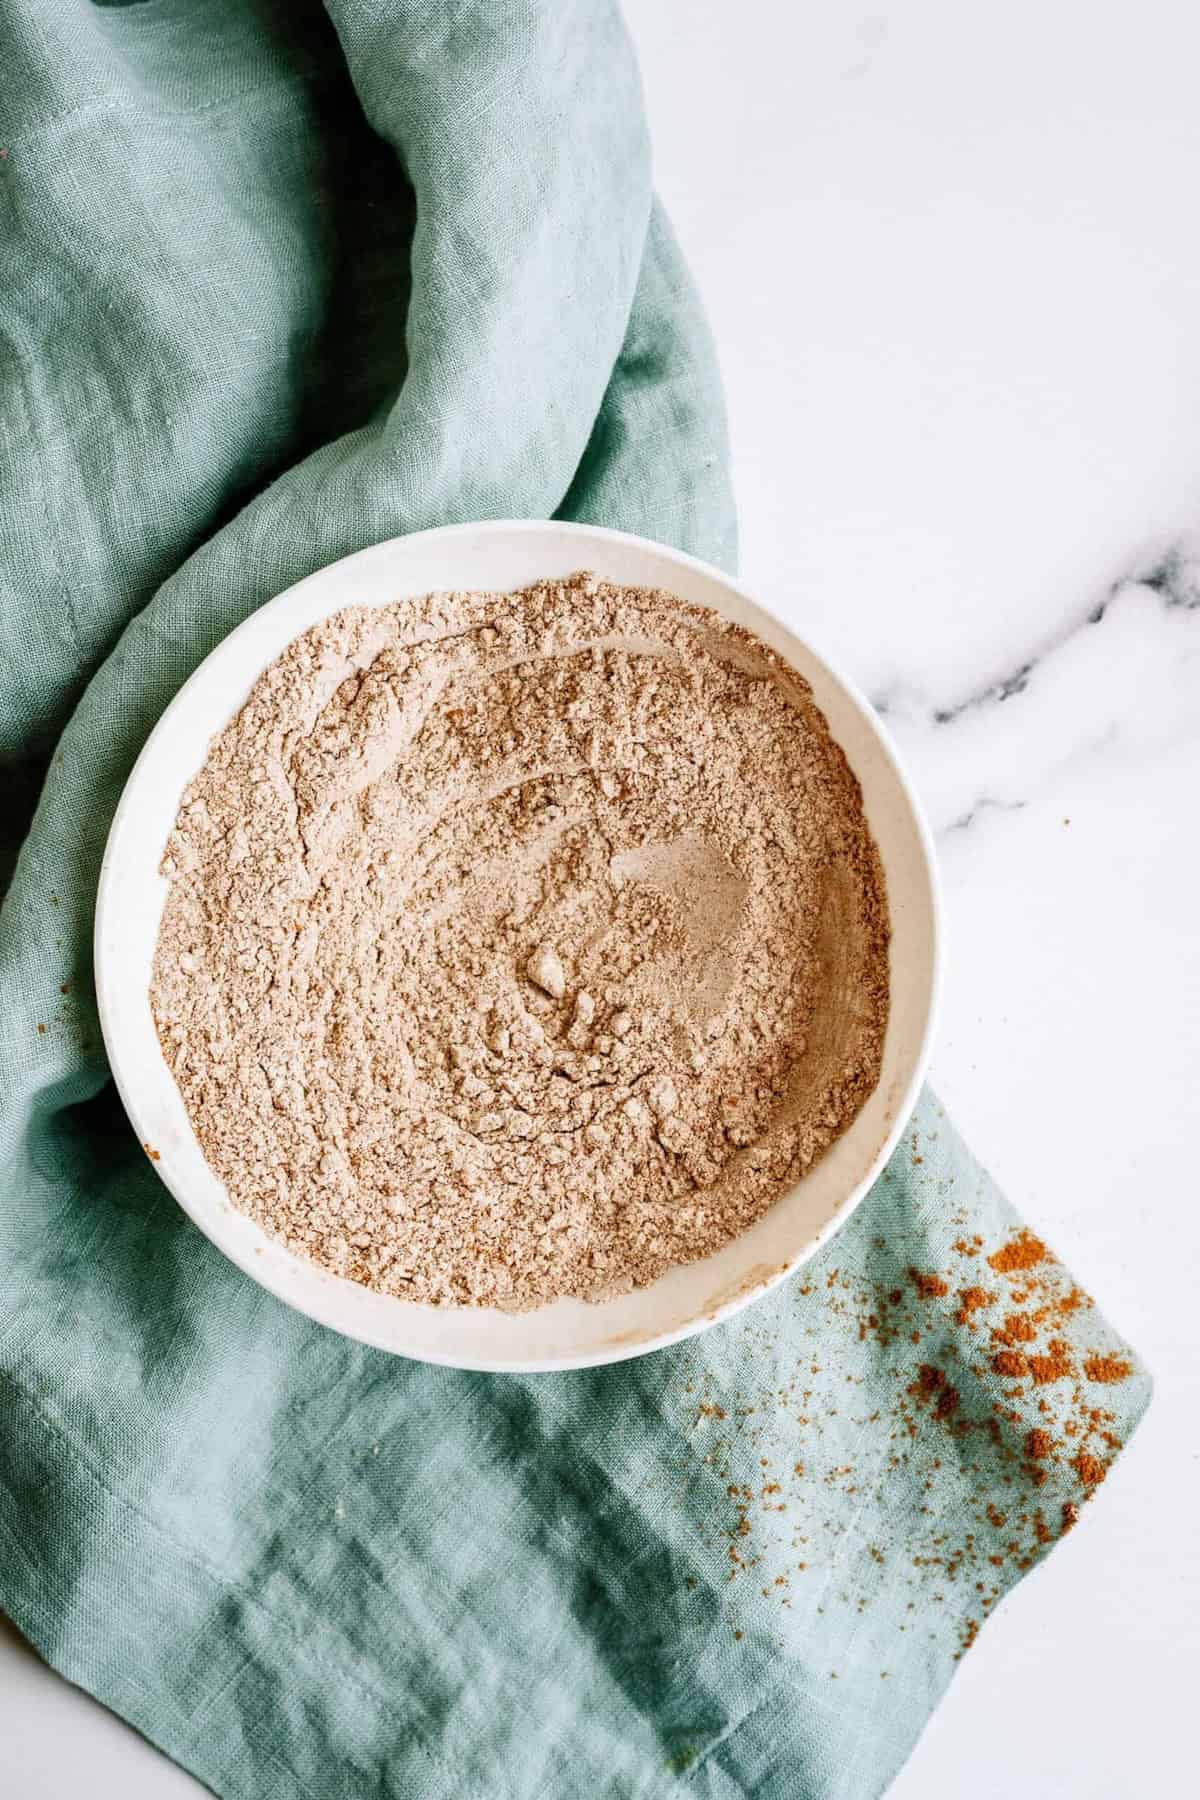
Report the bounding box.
[96,521,940,1372]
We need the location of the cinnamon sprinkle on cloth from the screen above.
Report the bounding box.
[670,1097,1149,1705]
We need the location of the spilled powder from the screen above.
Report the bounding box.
[683,1212,1140,1662]
[150,573,890,1307]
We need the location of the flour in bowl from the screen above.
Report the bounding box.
[150,573,889,1307]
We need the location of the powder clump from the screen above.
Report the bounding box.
[150,573,890,1307]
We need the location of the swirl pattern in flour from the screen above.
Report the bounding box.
[151,573,890,1307]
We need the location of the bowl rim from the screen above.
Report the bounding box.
[95,519,942,1372]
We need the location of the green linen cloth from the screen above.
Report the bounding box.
[0,3,1149,1795]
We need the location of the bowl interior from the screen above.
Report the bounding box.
[95,521,939,1371]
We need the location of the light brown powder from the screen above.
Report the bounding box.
[150,573,890,1307]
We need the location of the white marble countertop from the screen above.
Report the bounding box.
[5,2,1197,1793]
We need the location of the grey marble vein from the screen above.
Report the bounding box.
[939,795,1027,838]
[872,533,1200,730]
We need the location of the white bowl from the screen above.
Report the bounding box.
[95,521,940,1372]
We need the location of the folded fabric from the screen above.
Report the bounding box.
[0,4,1149,1797]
